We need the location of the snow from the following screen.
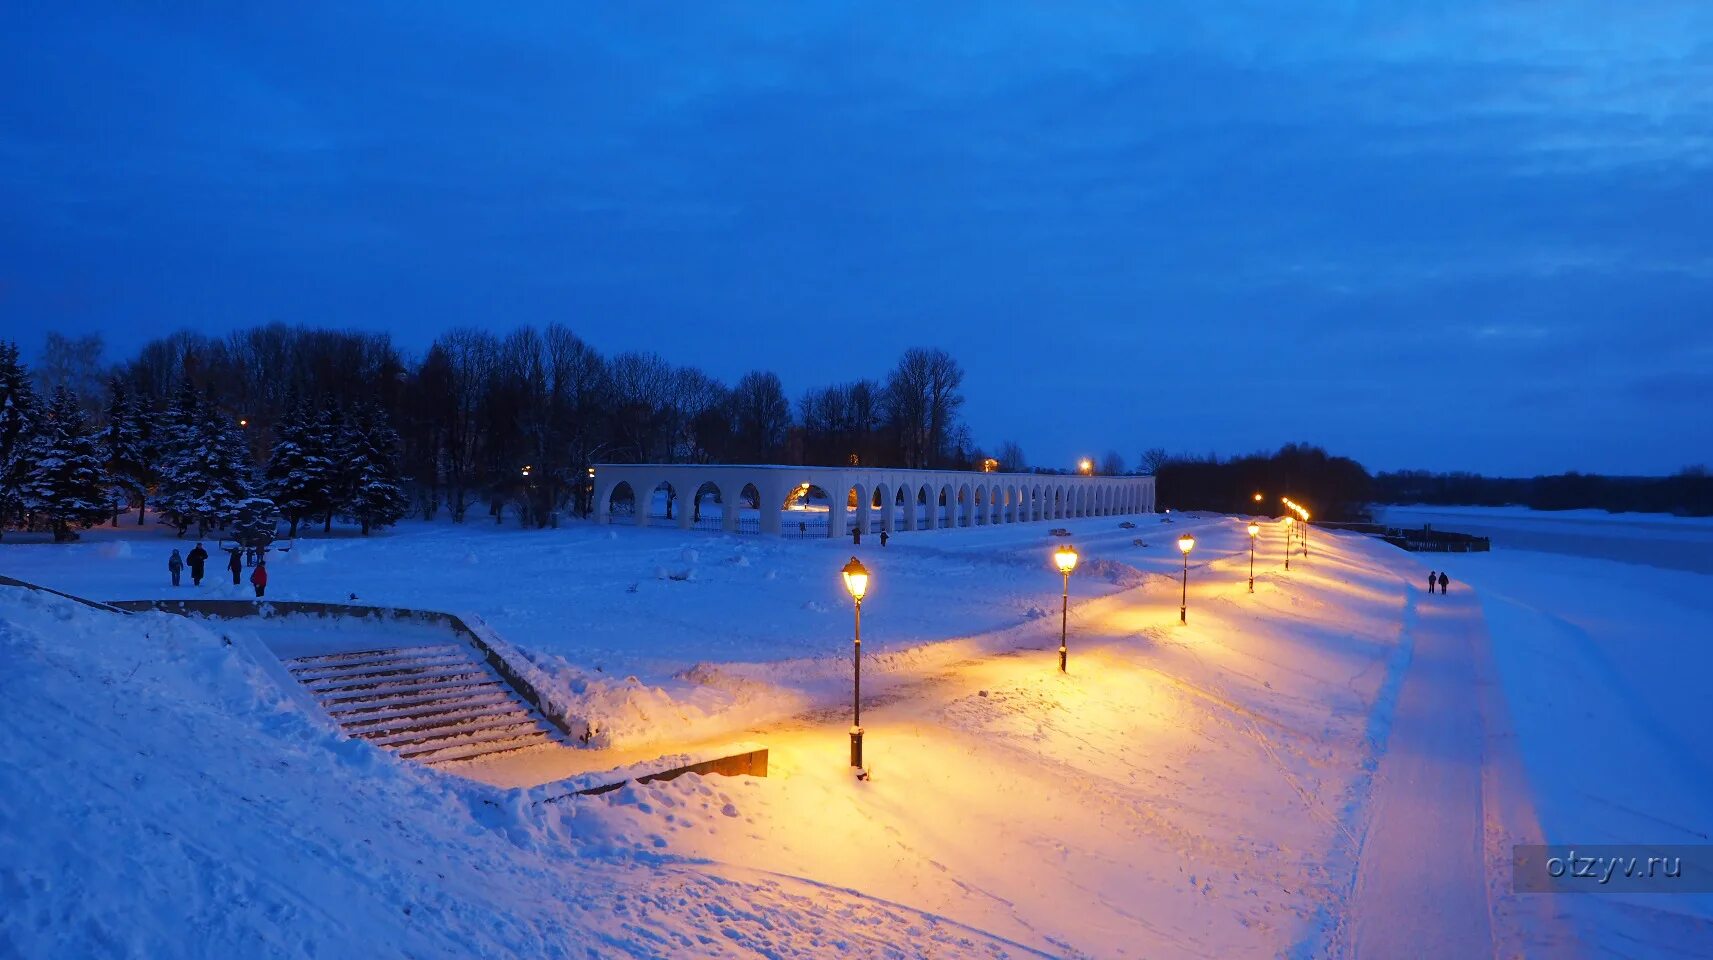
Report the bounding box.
[0,512,1253,755]
[2,507,1710,955]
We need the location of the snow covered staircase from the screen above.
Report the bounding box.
[285,642,564,766]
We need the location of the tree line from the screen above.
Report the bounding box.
[0,326,1042,541]
[1143,443,1375,522]
[0,340,409,543]
[1372,468,1713,517]
[1143,443,1713,520]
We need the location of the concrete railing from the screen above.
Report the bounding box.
[0,575,131,614]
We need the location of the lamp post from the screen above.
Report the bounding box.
[841,557,870,769]
[1078,458,1093,476]
[1247,522,1259,592]
[1177,532,1195,623]
[1053,544,1079,671]
[1283,516,1292,571]
[1301,510,1310,556]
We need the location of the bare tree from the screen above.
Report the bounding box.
[1100,450,1127,476]
[435,328,499,521]
[729,370,790,462]
[995,440,1027,472]
[607,352,674,462]
[884,348,964,468]
[36,332,105,413]
[1139,447,1170,475]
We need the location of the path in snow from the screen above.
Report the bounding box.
[1348,584,1492,958]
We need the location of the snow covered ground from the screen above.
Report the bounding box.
[2,506,1709,956]
[1383,504,1713,955]
[0,510,1223,754]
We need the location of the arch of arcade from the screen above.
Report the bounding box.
[592,464,1156,538]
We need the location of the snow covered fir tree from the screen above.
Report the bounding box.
[0,337,418,544]
[21,388,110,542]
[0,341,40,534]
[263,398,335,538]
[154,384,257,538]
[338,404,411,536]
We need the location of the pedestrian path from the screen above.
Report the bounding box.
[1348,585,1492,958]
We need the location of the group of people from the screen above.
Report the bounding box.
[167,542,268,597]
[1426,569,1451,595]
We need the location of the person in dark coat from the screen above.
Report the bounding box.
[250,559,268,598]
[227,546,243,585]
[168,549,183,587]
[1438,571,1449,594]
[186,542,209,586]
[1427,570,1436,595]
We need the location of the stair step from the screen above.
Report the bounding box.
[374,715,543,750]
[407,729,556,764]
[350,705,531,742]
[286,643,464,667]
[300,659,484,689]
[335,692,516,728]
[419,737,558,766]
[325,684,508,717]
[291,650,476,680]
[308,667,491,697]
[318,677,504,708]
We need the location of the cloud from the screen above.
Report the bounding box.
[1,1,1710,474]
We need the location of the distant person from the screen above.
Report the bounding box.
[1427,570,1436,596]
[250,559,268,598]
[227,546,243,585]
[168,549,183,587]
[186,542,208,586]
[1438,571,1449,595]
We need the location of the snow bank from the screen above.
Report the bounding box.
[0,587,1031,958]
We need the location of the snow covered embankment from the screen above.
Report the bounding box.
[0,585,1063,958]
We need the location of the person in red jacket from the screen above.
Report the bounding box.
[250,559,268,598]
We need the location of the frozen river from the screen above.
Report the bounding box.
[1376,504,1713,574]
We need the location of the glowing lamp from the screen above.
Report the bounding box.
[1177,533,1196,554]
[1053,544,1080,575]
[1253,492,1262,502]
[841,556,870,601]
[1247,523,1260,538]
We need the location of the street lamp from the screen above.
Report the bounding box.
[1283,516,1293,571]
[841,556,870,770]
[1078,458,1093,476]
[1176,533,1195,623]
[1301,510,1311,556]
[1247,522,1259,592]
[1052,544,1079,672]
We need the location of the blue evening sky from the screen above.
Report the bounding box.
[2,3,1709,475]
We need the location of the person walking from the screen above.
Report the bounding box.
[1438,571,1449,595]
[186,542,209,586]
[1427,570,1436,596]
[250,559,268,598]
[168,549,183,587]
[227,546,243,585]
